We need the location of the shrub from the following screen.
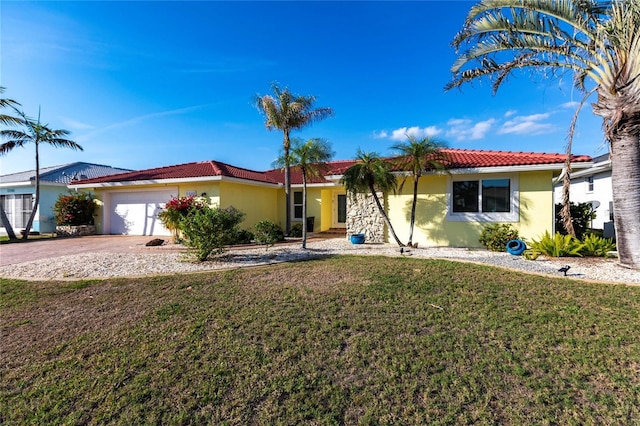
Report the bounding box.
[254,220,284,249]
[555,202,596,240]
[530,231,583,257]
[233,229,254,245]
[479,224,520,252]
[289,223,304,238]
[53,192,96,226]
[158,196,203,234]
[580,233,616,257]
[180,205,245,261]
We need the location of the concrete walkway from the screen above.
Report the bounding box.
[0,235,162,267]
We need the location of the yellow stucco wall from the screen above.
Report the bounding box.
[320,189,333,231]
[218,181,280,229]
[386,171,554,247]
[289,187,323,232]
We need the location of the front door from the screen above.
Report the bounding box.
[332,193,347,228]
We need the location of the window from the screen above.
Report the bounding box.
[0,194,33,228]
[293,191,303,220]
[448,175,518,222]
[586,176,594,192]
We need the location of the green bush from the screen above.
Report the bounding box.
[180,205,245,261]
[555,202,596,240]
[233,229,254,245]
[289,223,303,238]
[530,231,583,258]
[479,224,520,252]
[254,220,284,249]
[53,192,96,225]
[580,233,616,257]
[158,196,203,236]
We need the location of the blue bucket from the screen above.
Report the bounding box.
[350,233,366,244]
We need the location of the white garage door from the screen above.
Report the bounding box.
[109,190,176,236]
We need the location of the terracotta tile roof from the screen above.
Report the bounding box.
[73,149,592,186]
[438,149,591,169]
[75,160,280,185]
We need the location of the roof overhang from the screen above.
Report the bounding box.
[0,181,68,189]
[69,175,282,189]
[324,162,593,181]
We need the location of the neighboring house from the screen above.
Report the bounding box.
[0,162,132,234]
[553,153,613,232]
[69,149,592,247]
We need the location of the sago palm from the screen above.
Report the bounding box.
[341,150,404,247]
[448,0,640,270]
[0,108,83,239]
[255,83,333,235]
[392,135,448,246]
[273,138,334,249]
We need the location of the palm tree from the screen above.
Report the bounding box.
[447,0,640,270]
[273,138,334,248]
[0,87,22,240]
[0,108,83,239]
[391,135,448,247]
[255,83,333,235]
[341,149,404,247]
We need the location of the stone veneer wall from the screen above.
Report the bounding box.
[345,192,386,243]
[56,225,97,237]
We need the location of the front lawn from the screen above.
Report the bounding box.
[1,256,639,424]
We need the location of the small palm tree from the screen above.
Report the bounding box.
[447,0,640,270]
[255,83,333,235]
[341,150,404,247]
[0,108,83,239]
[392,134,448,247]
[0,87,21,240]
[273,138,334,249]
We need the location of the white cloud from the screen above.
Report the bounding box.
[59,117,94,130]
[76,104,209,143]
[389,126,442,141]
[372,130,388,139]
[504,109,517,117]
[560,101,580,109]
[499,113,554,135]
[445,118,496,141]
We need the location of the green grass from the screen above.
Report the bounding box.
[0,233,56,244]
[2,256,639,424]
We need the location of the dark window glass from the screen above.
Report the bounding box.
[452,181,479,212]
[293,191,303,219]
[482,179,510,212]
[337,194,347,223]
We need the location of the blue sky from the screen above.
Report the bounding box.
[1,1,607,176]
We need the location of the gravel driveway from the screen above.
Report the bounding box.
[0,236,638,285]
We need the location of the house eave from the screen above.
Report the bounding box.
[324,162,593,181]
[69,175,282,189]
[0,181,68,189]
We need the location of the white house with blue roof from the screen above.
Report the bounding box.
[0,162,130,234]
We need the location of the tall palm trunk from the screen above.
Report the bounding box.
[22,139,40,239]
[408,177,419,246]
[610,132,640,269]
[0,202,17,240]
[368,183,403,247]
[283,129,291,235]
[302,173,308,249]
[560,144,576,238]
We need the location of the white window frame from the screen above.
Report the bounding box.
[446,173,519,222]
[292,190,303,221]
[585,176,594,193]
